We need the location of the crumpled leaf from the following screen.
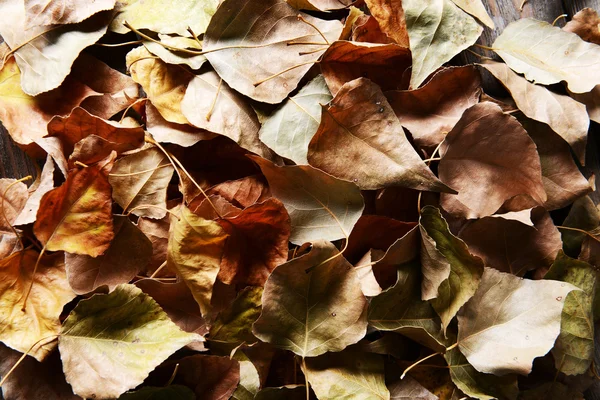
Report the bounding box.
[402,0,483,89]
[34,153,115,257]
[457,267,578,376]
[14,156,55,226]
[492,18,600,93]
[363,0,409,46]
[251,156,364,244]
[66,216,152,294]
[0,2,111,95]
[59,284,203,399]
[146,102,215,147]
[259,75,332,165]
[24,0,116,26]
[564,8,600,45]
[203,0,342,103]
[108,147,175,219]
[303,350,390,400]
[439,102,546,219]
[459,207,562,277]
[386,65,481,148]
[167,206,228,316]
[450,0,494,28]
[307,77,453,192]
[544,251,596,375]
[0,250,76,361]
[252,240,367,357]
[118,385,195,400]
[419,206,483,333]
[482,60,589,164]
[388,375,437,400]
[111,0,218,36]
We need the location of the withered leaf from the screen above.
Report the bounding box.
[251,156,364,244]
[570,85,600,124]
[208,175,270,210]
[108,147,175,219]
[146,102,215,147]
[203,0,342,103]
[457,267,578,376]
[450,0,494,28]
[0,178,29,233]
[24,0,116,26]
[492,18,600,93]
[252,240,368,357]
[143,35,206,70]
[0,250,76,361]
[34,153,115,257]
[363,0,410,46]
[439,102,546,219]
[308,77,453,192]
[66,216,152,294]
[137,213,172,277]
[564,8,600,45]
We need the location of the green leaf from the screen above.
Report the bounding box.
[118,385,195,400]
[544,251,596,375]
[303,350,390,400]
[259,75,332,165]
[59,284,203,399]
[252,240,368,357]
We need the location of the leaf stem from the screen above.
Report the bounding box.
[401,352,443,379]
[0,334,59,387]
[165,363,179,386]
[124,21,204,55]
[2,176,32,249]
[206,78,222,121]
[253,61,319,87]
[296,15,330,45]
[552,14,567,26]
[473,43,495,52]
[150,260,168,279]
[119,97,146,123]
[519,0,528,11]
[95,40,144,47]
[556,226,600,245]
[302,357,310,400]
[299,47,329,56]
[187,27,203,47]
[2,25,62,66]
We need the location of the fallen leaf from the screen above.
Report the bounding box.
[563,8,600,45]
[340,6,364,41]
[144,34,206,70]
[208,175,270,210]
[0,250,76,361]
[203,0,343,103]
[168,206,228,316]
[308,77,453,192]
[457,267,578,376]
[66,216,152,294]
[59,284,203,399]
[24,0,116,26]
[450,0,494,28]
[439,102,546,219]
[251,156,364,244]
[231,352,261,400]
[482,60,589,164]
[570,86,600,124]
[492,18,600,93]
[34,153,115,257]
[119,385,195,400]
[419,206,484,333]
[252,240,367,357]
[388,375,437,400]
[544,251,596,375]
[402,0,483,88]
[259,75,332,165]
[459,207,562,277]
[363,0,410,46]
[0,2,111,95]
[14,157,55,226]
[303,350,390,399]
[355,249,386,297]
[137,213,172,276]
[111,0,219,36]
[386,66,482,148]
[320,41,412,96]
[0,179,29,238]
[108,147,175,219]
[146,102,215,147]
[560,195,600,257]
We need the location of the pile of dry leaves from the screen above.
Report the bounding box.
[1,0,600,399]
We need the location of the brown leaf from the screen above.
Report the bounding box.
[0,250,76,361]
[459,207,562,277]
[482,60,589,164]
[146,102,215,148]
[363,0,410,46]
[439,102,546,218]
[208,175,271,210]
[570,85,600,124]
[66,216,152,294]
[24,0,115,26]
[216,198,290,287]
[320,41,411,96]
[563,8,600,45]
[287,0,354,11]
[388,375,437,400]
[137,213,173,277]
[34,153,115,257]
[351,15,394,44]
[450,0,494,28]
[386,66,482,148]
[308,77,453,192]
[0,178,29,258]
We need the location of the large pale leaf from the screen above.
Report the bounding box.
[24,0,116,26]
[303,350,390,400]
[65,216,152,294]
[482,60,589,164]
[259,75,332,165]
[252,240,367,357]
[492,18,600,94]
[59,284,202,399]
[0,1,111,95]
[402,0,482,89]
[307,78,452,192]
[419,206,484,333]
[167,206,228,316]
[439,102,546,219]
[203,0,342,103]
[0,250,76,361]
[108,147,175,219]
[34,153,115,257]
[111,0,218,36]
[457,267,578,375]
[251,156,364,244]
[544,251,596,375]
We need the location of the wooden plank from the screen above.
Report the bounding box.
[563,0,600,16]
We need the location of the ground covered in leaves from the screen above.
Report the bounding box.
[0,0,600,399]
